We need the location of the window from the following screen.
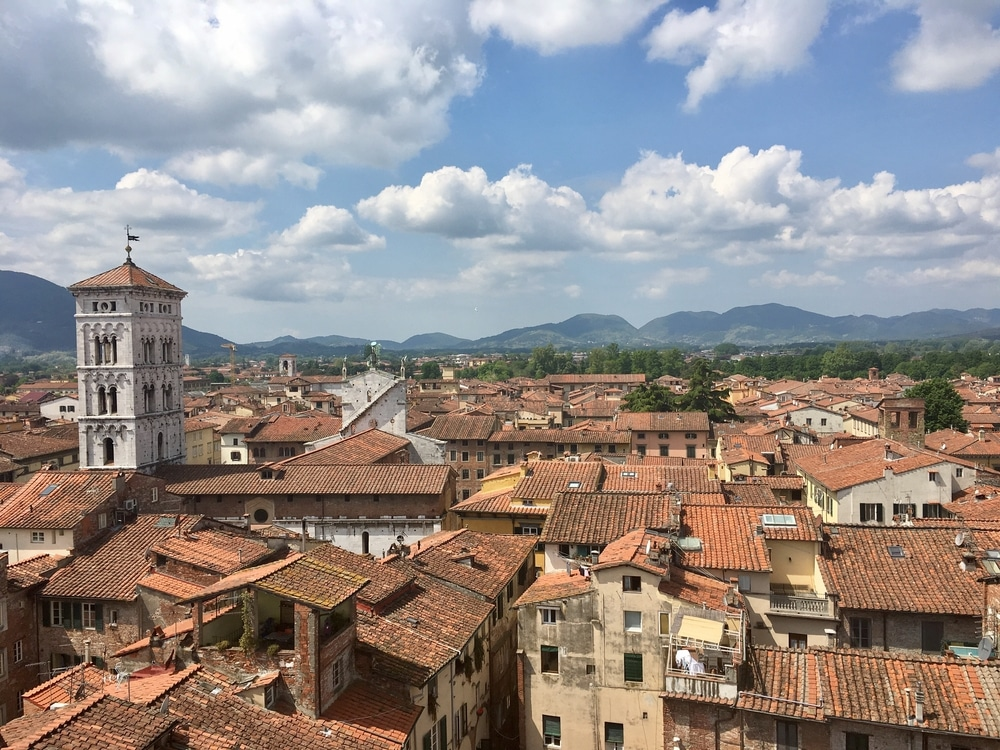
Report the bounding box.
[637,433,645,439]
[98,513,107,530]
[776,720,799,749]
[332,656,344,690]
[956,468,964,477]
[850,617,872,648]
[922,503,943,518]
[921,620,944,653]
[278,447,296,457]
[82,602,97,629]
[476,469,484,479]
[788,633,807,649]
[542,715,561,747]
[449,450,457,461]
[518,525,540,536]
[622,576,641,592]
[476,451,484,462]
[49,601,63,627]
[540,645,559,673]
[30,531,45,544]
[659,612,671,636]
[845,733,870,750]
[230,451,241,461]
[859,503,884,523]
[0,601,6,631]
[659,446,670,456]
[13,640,22,664]
[928,471,939,483]
[820,418,827,426]
[637,445,646,456]
[686,445,696,458]
[461,469,470,480]
[541,608,558,625]
[805,418,812,426]
[605,722,624,750]
[461,451,469,462]
[738,574,752,593]
[493,454,501,465]
[624,611,642,633]
[658,432,668,439]
[623,652,643,682]
[0,649,6,678]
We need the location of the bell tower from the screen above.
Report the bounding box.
[69,235,187,470]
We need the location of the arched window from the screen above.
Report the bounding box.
[361,531,370,555]
[93,335,103,365]
[161,338,173,363]
[164,384,173,410]
[103,437,115,465]
[110,335,117,364]
[101,336,114,364]
[157,432,164,460]
[108,386,118,414]
[143,385,155,413]
[97,386,107,415]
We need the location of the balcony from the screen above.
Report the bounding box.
[768,592,834,619]
[664,670,738,700]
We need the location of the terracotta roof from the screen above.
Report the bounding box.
[150,528,273,575]
[742,646,1000,738]
[615,411,711,431]
[176,554,303,604]
[420,413,499,441]
[276,429,410,465]
[135,571,206,600]
[113,605,237,657]
[450,486,548,516]
[513,460,604,499]
[243,412,343,443]
[255,544,369,610]
[489,428,631,445]
[601,465,722,495]
[159,463,452,496]
[7,553,60,591]
[819,524,988,614]
[69,259,185,294]
[408,528,536,599]
[42,515,203,601]
[0,430,79,460]
[513,570,592,607]
[356,611,456,685]
[795,439,964,492]
[540,492,676,545]
[720,482,780,505]
[591,528,671,576]
[0,470,125,529]
[659,567,734,610]
[321,679,420,747]
[307,545,414,611]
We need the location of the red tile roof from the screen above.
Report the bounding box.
[540,492,677,546]
[408,528,536,599]
[513,570,592,607]
[69,259,185,293]
[795,439,966,492]
[421,413,500,441]
[489,428,631,445]
[513,460,604,499]
[276,429,410,465]
[42,515,203,601]
[615,411,711,432]
[819,524,988,614]
[150,527,273,575]
[159,463,452,496]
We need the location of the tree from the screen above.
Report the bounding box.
[713,342,740,358]
[420,361,442,380]
[622,383,676,412]
[676,359,739,422]
[904,378,968,432]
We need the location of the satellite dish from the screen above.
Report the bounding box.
[955,532,966,547]
[396,534,404,544]
[959,561,968,572]
[977,635,995,661]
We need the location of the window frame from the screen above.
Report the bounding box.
[849,616,872,648]
[623,652,643,682]
[540,608,558,625]
[542,715,561,748]
[623,610,642,633]
[540,645,559,673]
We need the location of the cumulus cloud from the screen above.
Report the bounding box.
[891,0,1000,92]
[645,0,829,110]
[638,267,712,299]
[866,256,1000,285]
[469,0,667,54]
[0,168,259,281]
[273,205,385,253]
[754,269,844,288]
[0,1,482,184]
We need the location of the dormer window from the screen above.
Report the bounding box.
[260,469,273,480]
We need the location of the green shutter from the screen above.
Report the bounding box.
[71,602,82,630]
[542,715,561,737]
[624,652,643,682]
[606,723,624,743]
[422,731,431,750]
[42,602,50,627]
[437,716,447,750]
[95,603,104,632]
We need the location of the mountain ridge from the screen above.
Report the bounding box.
[4,269,1000,360]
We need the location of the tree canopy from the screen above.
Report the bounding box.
[904,378,968,433]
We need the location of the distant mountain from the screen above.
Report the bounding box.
[6,268,1000,358]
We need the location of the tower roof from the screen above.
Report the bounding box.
[68,258,185,295]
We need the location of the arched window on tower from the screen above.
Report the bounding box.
[111,335,117,364]
[164,384,173,411]
[103,437,115,465]
[108,386,118,414]
[142,338,154,364]
[93,335,102,365]
[97,386,107,415]
[101,336,114,365]
[143,385,155,413]
[157,432,164,460]
[161,338,173,363]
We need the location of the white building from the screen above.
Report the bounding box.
[68,245,187,470]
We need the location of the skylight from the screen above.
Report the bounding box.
[154,516,177,528]
[567,481,581,489]
[620,471,637,478]
[887,545,905,559]
[39,484,59,497]
[761,513,796,527]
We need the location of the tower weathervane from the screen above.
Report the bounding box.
[124,225,140,263]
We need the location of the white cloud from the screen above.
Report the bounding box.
[754,269,844,288]
[274,205,385,253]
[637,267,711,299]
[968,147,1000,174]
[564,284,583,298]
[0,1,482,183]
[645,0,829,110]
[891,0,1000,92]
[866,256,1000,285]
[469,0,667,54]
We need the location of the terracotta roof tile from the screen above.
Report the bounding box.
[159,463,451,497]
[540,492,677,546]
[820,524,988,614]
[659,567,734,610]
[513,570,592,607]
[421,413,500,441]
[489,428,631,445]
[0,470,124,529]
[255,544,369,610]
[150,528,273,575]
[276,429,411,465]
[408,528,536,599]
[514,460,604,499]
[615,411,711,431]
[321,679,420,746]
[69,260,185,293]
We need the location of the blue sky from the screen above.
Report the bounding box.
[1,0,999,344]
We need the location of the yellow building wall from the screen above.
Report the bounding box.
[766,539,819,592]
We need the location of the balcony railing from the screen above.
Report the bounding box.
[768,593,834,618]
[664,670,738,700]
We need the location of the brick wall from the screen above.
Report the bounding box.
[662,699,742,750]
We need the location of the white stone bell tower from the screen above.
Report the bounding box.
[69,240,187,470]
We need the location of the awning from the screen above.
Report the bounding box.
[677,614,724,644]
